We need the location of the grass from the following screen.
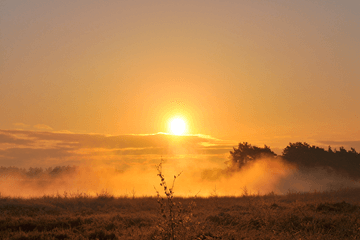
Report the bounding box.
[1,188,360,239]
[1,163,360,239]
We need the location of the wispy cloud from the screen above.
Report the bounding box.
[33,124,53,130]
[316,140,360,151]
[0,133,33,145]
[0,129,235,169]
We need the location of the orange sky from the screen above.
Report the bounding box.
[1,0,359,169]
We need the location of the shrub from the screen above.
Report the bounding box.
[153,159,195,239]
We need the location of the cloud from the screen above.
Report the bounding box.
[0,133,33,145]
[0,147,77,167]
[0,129,234,168]
[317,140,360,151]
[33,124,53,130]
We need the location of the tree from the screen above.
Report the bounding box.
[282,142,329,167]
[229,142,277,168]
[282,142,360,180]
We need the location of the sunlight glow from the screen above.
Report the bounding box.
[169,118,186,135]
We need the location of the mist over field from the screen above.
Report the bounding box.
[1,156,359,198]
[1,130,360,197]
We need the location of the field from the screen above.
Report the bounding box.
[1,187,360,240]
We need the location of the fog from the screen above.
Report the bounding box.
[1,157,359,198]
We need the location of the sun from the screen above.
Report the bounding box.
[169,117,186,135]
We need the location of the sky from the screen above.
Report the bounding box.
[0,1,359,196]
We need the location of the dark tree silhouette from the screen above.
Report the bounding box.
[0,165,79,180]
[229,142,277,168]
[282,142,360,180]
[282,142,328,167]
[228,141,360,179]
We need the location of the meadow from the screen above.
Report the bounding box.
[1,187,360,240]
[2,145,360,239]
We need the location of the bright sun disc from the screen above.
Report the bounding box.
[170,118,186,135]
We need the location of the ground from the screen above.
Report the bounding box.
[1,188,360,239]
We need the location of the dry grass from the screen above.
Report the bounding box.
[2,160,360,239]
[1,187,360,239]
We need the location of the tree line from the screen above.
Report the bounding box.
[229,142,360,180]
[1,142,359,180]
[0,165,78,179]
